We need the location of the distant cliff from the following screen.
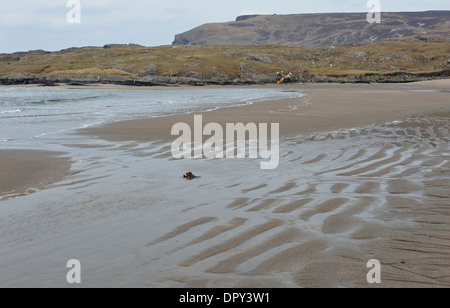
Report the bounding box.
[173,11,450,47]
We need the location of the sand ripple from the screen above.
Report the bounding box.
[140,110,449,287]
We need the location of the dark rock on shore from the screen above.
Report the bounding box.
[1,70,449,87]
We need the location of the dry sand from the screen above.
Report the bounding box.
[411,79,450,89]
[80,83,449,142]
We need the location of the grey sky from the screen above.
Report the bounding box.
[0,0,448,53]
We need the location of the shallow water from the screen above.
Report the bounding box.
[0,86,303,146]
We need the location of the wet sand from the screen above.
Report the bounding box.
[0,150,72,201]
[0,80,449,288]
[75,81,450,288]
[142,109,449,288]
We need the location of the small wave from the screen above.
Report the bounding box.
[78,120,107,129]
[22,95,106,106]
[0,109,21,114]
[1,112,85,119]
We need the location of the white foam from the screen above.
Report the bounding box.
[410,89,437,93]
[0,109,21,114]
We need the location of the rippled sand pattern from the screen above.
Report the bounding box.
[141,110,450,288]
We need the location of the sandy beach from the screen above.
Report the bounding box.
[79,83,450,142]
[0,150,72,201]
[0,81,449,288]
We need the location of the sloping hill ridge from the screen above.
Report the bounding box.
[173,11,450,47]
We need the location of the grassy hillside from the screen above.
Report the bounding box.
[1,39,449,85]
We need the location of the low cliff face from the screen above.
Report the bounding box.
[173,11,450,47]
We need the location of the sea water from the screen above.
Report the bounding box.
[0,86,303,148]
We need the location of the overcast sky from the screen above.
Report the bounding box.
[0,0,448,53]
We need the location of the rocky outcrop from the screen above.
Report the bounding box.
[1,69,449,87]
[235,15,261,22]
[173,11,450,47]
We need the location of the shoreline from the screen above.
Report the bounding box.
[78,81,450,143]
[1,78,450,90]
[0,67,449,88]
[1,80,448,204]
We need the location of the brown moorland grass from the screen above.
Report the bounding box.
[1,39,449,79]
